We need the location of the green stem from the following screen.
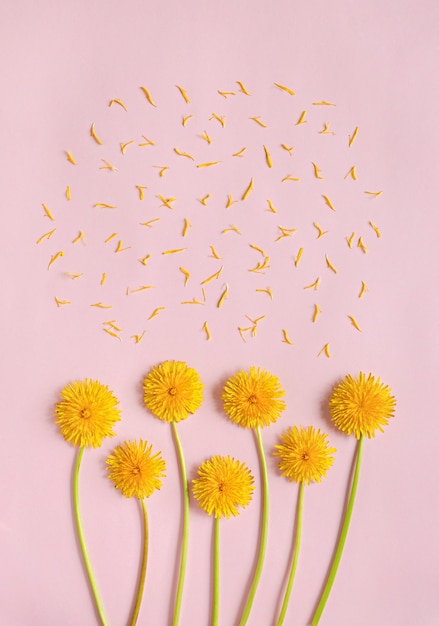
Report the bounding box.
[129,499,149,626]
[239,426,269,626]
[73,447,109,626]
[311,435,365,626]
[212,517,220,626]
[276,482,305,626]
[171,422,190,626]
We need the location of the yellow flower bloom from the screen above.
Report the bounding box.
[329,372,396,439]
[106,439,166,499]
[274,426,336,484]
[143,360,204,423]
[192,455,254,519]
[55,379,121,448]
[222,366,286,429]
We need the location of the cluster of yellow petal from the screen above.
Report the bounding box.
[143,360,204,423]
[192,456,254,519]
[274,426,336,484]
[329,372,396,439]
[106,439,166,499]
[222,366,286,429]
[55,379,121,448]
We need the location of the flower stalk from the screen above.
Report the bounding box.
[212,517,220,626]
[129,499,149,626]
[311,435,365,625]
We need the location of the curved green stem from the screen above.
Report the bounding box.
[276,481,305,626]
[171,422,190,626]
[73,447,109,626]
[311,435,365,626]
[239,426,269,626]
[129,499,149,626]
[212,517,220,626]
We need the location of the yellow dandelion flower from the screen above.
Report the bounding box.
[192,455,254,519]
[329,372,396,439]
[106,440,166,499]
[143,360,204,423]
[222,366,286,429]
[274,426,336,484]
[55,379,121,448]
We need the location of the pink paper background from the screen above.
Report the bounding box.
[1,1,438,625]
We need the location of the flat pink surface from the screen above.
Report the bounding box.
[1,1,438,625]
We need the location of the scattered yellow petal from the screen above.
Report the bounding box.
[282,329,293,344]
[232,147,247,157]
[115,240,131,253]
[294,248,304,267]
[312,101,336,106]
[225,194,237,208]
[176,85,190,103]
[136,185,148,200]
[139,135,155,147]
[218,90,236,98]
[48,251,64,270]
[325,255,338,274]
[104,320,122,331]
[197,161,221,168]
[174,148,195,160]
[66,272,83,280]
[348,126,359,147]
[275,226,297,241]
[322,195,336,211]
[65,186,71,201]
[217,284,229,308]
[36,229,56,244]
[157,195,176,209]
[182,218,192,236]
[319,122,335,135]
[182,115,194,127]
[120,140,135,155]
[209,245,221,259]
[369,221,381,237]
[236,81,251,95]
[100,273,106,286]
[312,304,322,323]
[55,297,71,307]
[153,165,169,177]
[348,315,362,332]
[250,244,266,256]
[263,145,273,168]
[103,327,121,340]
[109,98,128,111]
[281,144,294,155]
[90,123,103,145]
[274,82,295,96]
[210,113,225,127]
[131,331,146,344]
[99,159,117,171]
[162,248,186,255]
[249,116,268,128]
[242,178,254,200]
[344,166,358,180]
[364,190,383,198]
[304,277,320,290]
[313,222,328,239]
[312,162,323,179]
[200,131,212,144]
[202,321,211,340]
[140,86,156,107]
[179,267,190,286]
[346,232,356,248]
[357,237,368,253]
[256,287,273,299]
[222,224,241,234]
[266,199,278,213]
[94,203,116,209]
[42,203,55,220]
[138,254,152,266]
[318,343,331,358]
[66,151,77,165]
[148,307,165,320]
[91,302,112,309]
[296,111,307,125]
[181,298,204,305]
[282,174,300,182]
[358,281,369,299]
[201,266,223,285]
[131,285,155,293]
[139,218,160,227]
[105,233,118,243]
[72,231,86,245]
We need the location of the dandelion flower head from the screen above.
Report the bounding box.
[274,426,336,485]
[106,439,166,499]
[55,378,121,448]
[192,455,255,519]
[329,372,396,439]
[143,360,204,423]
[222,366,286,429]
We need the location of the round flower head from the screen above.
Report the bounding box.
[55,379,121,448]
[274,426,336,485]
[222,366,286,429]
[106,439,166,499]
[192,455,255,519]
[329,372,396,439]
[143,360,204,423]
